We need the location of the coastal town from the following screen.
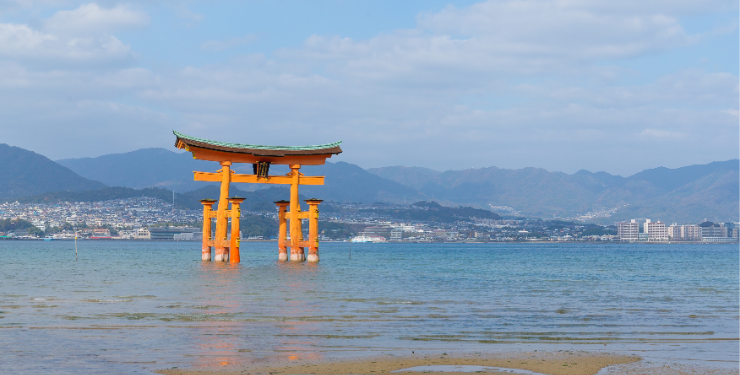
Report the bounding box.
[0,197,737,243]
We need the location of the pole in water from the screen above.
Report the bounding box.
[74,232,78,260]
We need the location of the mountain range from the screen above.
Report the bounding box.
[57,148,218,192]
[0,144,105,199]
[0,144,736,223]
[368,160,739,223]
[57,149,423,204]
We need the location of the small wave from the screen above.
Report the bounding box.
[115,295,157,299]
[189,305,224,310]
[377,301,424,305]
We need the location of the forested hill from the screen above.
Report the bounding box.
[0,144,105,199]
[57,148,217,192]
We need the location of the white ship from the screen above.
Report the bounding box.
[350,235,386,243]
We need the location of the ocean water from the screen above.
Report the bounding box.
[0,241,737,374]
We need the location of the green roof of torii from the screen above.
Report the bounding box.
[173,131,342,151]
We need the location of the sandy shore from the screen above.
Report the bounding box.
[156,351,644,375]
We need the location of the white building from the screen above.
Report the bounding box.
[644,219,669,241]
[617,219,639,241]
[681,225,701,241]
[668,224,682,240]
[667,224,701,241]
[134,228,151,240]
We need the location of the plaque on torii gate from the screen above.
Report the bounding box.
[173,131,342,263]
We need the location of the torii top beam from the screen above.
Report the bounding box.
[173,131,342,165]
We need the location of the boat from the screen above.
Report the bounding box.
[350,235,386,243]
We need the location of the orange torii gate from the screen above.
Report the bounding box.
[173,131,342,263]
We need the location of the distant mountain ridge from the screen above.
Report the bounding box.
[0,143,735,223]
[0,144,105,199]
[368,160,739,223]
[57,148,218,192]
[58,148,424,203]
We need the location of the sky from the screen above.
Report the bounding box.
[0,0,737,176]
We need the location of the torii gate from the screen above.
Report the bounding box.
[173,131,342,263]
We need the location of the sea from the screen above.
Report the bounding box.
[0,241,737,374]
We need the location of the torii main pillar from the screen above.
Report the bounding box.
[288,164,305,261]
[174,131,342,263]
[213,161,232,262]
[304,199,323,262]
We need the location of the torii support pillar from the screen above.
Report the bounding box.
[200,199,216,261]
[228,197,245,263]
[275,200,289,261]
[305,199,322,262]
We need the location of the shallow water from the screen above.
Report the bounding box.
[0,241,737,374]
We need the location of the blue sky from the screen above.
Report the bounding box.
[0,0,737,175]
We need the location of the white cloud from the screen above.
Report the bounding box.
[0,22,132,65]
[264,0,712,94]
[419,0,688,51]
[0,3,147,66]
[45,3,149,35]
[0,23,56,51]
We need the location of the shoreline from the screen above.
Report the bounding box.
[1,238,736,244]
[153,349,740,375]
[156,350,644,375]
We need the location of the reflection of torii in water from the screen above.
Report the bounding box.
[173,131,342,263]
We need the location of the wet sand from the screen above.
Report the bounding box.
[156,351,644,375]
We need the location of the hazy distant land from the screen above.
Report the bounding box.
[0,144,736,224]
